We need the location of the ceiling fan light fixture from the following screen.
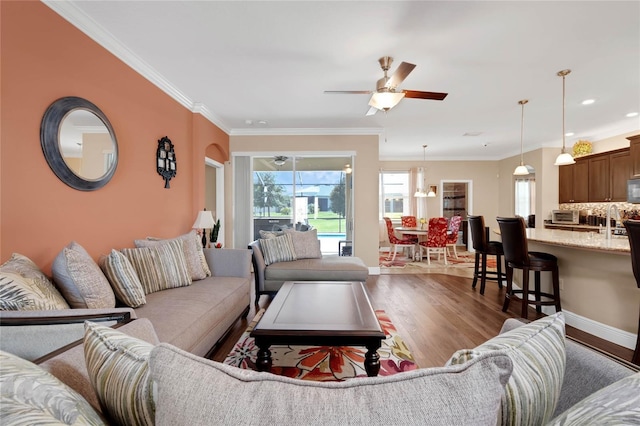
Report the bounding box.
[273,156,287,166]
[368,92,405,111]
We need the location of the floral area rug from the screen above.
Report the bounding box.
[223,309,417,381]
[379,250,497,277]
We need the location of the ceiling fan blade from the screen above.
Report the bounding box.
[385,62,416,89]
[365,106,378,116]
[403,90,448,101]
[324,90,373,95]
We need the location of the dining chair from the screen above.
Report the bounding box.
[383,217,415,261]
[446,215,463,259]
[400,216,419,243]
[622,219,640,365]
[497,216,562,320]
[418,217,448,265]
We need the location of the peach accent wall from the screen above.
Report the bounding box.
[0,2,229,272]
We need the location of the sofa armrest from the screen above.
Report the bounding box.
[0,308,136,361]
[248,240,266,293]
[203,248,251,278]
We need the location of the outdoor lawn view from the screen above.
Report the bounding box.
[252,156,354,254]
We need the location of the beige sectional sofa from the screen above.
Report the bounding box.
[1,310,638,425]
[0,238,252,361]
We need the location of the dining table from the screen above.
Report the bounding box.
[395,227,428,261]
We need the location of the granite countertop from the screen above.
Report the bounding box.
[525,228,630,254]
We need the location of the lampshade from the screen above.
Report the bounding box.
[554,152,576,166]
[513,165,530,175]
[414,190,427,198]
[555,69,575,166]
[192,210,215,229]
[368,92,405,111]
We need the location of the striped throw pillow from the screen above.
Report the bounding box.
[136,231,211,281]
[447,312,566,426]
[99,250,146,308]
[259,234,297,265]
[121,240,191,294]
[84,321,154,426]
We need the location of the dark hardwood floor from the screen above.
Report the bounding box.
[211,273,635,368]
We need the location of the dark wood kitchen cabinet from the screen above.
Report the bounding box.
[559,160,589,203]
[559,147,632,204]
[586,148,630,202]
[609,150,631,201]
[629,134,640,177]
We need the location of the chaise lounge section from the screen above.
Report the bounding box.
[248,231,368,307]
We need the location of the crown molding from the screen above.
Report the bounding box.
[42,1,230,133]
[229,127,383,136]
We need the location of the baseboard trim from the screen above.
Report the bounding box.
[369,266,381,275]
[509,281,637,350]
[541,306,637,350]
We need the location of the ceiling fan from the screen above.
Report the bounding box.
[273,156,287,166]
[325,56,448,116]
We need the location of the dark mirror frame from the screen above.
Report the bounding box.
[40,96,118,191]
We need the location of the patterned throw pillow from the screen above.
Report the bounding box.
[546,372,640,425]
[84,321,154,426]
[283,228,322,259]
[0,253,69,310]
[447,312,566,426]
[0,350,104,425]
[136,231,211,280]
[259,234,297,265]
[121,240,191,295]
[99,250,146,308]
[52,241,116,309]
[258,230,284,239]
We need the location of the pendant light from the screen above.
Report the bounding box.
[554,69,576,166]
[514,99,530,175]
[414,145,428,198]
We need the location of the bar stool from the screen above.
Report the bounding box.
[497,216,562,319]
[468,215,505,295]
[622,220,640,365]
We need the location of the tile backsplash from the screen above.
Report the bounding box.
[559,202,640,219]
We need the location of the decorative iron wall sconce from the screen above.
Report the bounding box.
[156,136,176,188]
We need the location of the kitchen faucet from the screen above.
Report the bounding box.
[606,204,619,240]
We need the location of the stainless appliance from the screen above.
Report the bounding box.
[628,178,640,204]
[552,210,579,224]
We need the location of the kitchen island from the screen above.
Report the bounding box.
[496,227,638,351]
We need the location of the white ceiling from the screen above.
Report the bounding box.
[45,1,640,161]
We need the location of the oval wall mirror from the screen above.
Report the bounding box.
[40,97,118,191]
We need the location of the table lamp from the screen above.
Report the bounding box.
[192,210,215,248]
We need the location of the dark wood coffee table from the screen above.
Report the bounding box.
[250,281,385,377]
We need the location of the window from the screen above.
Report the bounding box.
[515,175,535,218]
[380,171,410,220]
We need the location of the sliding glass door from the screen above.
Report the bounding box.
[252,155,354,255]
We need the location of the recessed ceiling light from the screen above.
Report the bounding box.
[565,132,574,137]
[581,99,595,105]
[627,112,639,118]
[245,119,253,125]
[463,132,483,136]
